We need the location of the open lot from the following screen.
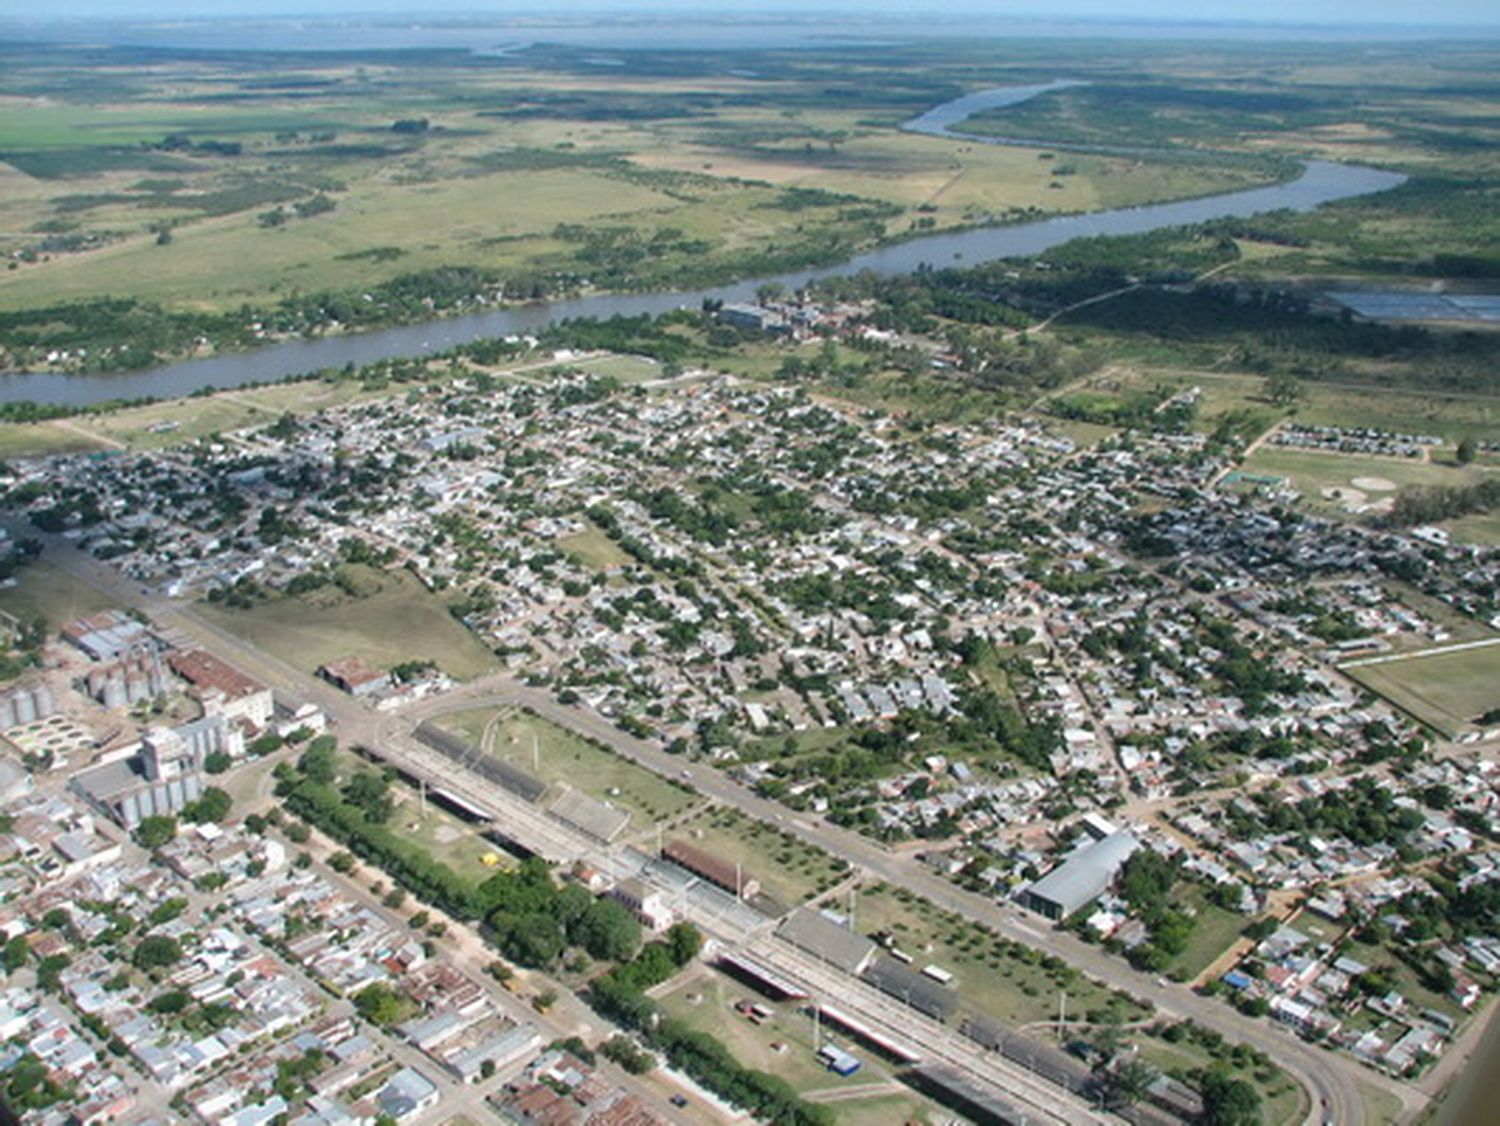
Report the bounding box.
[433,707,699,829]
[196,565,499,681]
[1343,643,1500,737]
[672,806,848,911]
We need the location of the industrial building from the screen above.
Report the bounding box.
[69,722,215,829]
[1022,830,1140,921]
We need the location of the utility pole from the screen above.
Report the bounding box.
[812,998,821,1052]
[419,777,427,816]
[532,731,540,773]
[1057,990,1066,1042]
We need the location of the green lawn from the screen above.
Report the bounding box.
[655,966,944,1121]
[559,353,664,384]
[433,707,699,829]
[556,525,632,573]
[1237,446,1494,517]
[1344,644,1500,737]
[196,565,498,681]
[0,422,108,459]
[1168,888,1248,982]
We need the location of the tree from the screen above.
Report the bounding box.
[3,936,28,974]
[344,771,393,823]
[299,738,338,784]
[204,751,232,775]
[328,851,356,874]
[1266,371,1303,406]
[133,936,183,971]
[574,898,642,963]
[353,982,404,1026]
[184,787,232,823]
[1456,435,1476,465]
[503,912,566,968]
[665,922,703,966]
[1103,1058,1157,1109]
[1200,1068,1262,1126]
[136,815,178,849]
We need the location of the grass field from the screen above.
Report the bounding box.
[0,422,108,458]
[385,775,514,885]
[1343,644,1500,737]
[673,806,848,911]
[656,966,943,1121]
[556,525,632,573]
[0,557,114,628]
[1237,446,1494,512]
[433,707,699,828]
[854,882,1144,1029]
[70,379,387,450]
[1166,887,1247,982]
[196,564,498,681]
[559,353,664,384]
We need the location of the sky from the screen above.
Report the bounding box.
[6,1,1498,27]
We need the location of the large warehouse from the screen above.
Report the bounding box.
[1022,830,1140,921]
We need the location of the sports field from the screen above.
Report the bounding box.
[1344,643,1500,737]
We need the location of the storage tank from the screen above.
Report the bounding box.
[30,684,54,721]
[0,696,15,730]
[12,693,35,726]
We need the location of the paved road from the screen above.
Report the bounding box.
[27,531,1427,1125]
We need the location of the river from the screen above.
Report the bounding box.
[0,82,1405,407]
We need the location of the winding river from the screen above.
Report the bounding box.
[0,82,1406,407]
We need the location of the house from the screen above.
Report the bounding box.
[317,656,390,698]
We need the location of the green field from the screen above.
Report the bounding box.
[1344,644,1500,737]
[558,354,665,384]
[673,806,849,911]
[196,564,499,681]
[0,556,114,628]
[656,967,943,1121]
[556,525,632,573]
[1236,446,1494,515]
[0,421,108,458]
[1167,887,1248,983]
[386,775,515,885]
[1135,1032,1309,1126]
[432,707,699,829]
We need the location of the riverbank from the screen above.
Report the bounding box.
[0,152,1403,408]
